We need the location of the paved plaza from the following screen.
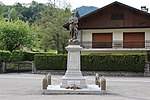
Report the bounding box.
[0,73,150,100]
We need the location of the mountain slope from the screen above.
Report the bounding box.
[74,6,98,17]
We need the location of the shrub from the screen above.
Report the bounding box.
[0,50,11,62]
[11,50,24,62]
[34,54,146,72]
[11,50,56,62]
[22,51,36,61]
[81,54,146,72]
[34,54,67,70]
[147,51,150,62]
[23,52,56,61]
[0,50,11,72]
[11,50,36,61]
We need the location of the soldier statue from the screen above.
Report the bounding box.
[69,12,78,42]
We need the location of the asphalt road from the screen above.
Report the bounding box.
[0,73,150,100]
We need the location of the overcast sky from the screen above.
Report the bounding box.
[0,0,150,11]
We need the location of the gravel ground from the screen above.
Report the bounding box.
[0,73,150,100]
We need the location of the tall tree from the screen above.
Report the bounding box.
[10,8,18,20]
[36,3,71,53]
[0,3,7,18]
[0,19,32,52]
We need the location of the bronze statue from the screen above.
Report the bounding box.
[69,12,78,41]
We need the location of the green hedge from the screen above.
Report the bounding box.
[11,50,24,61]
[23,51,35,61]
[11,50,36,61]
[147,51,150,62]
[0,50,35,62]
[0,50,11,62]
[11,50,55,61]
[11,50,36,62]
[0,50,57,62]
[81,54,146,72]
[34,54,67,70]
[34,54,146,72]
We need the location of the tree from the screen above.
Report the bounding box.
[0,3,7,18]
[0,19,32,52]
[10,8,18,20]
[36,4,71,53]
[22,1,46,21]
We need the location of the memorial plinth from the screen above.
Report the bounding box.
[46,44,106,95]
[60,45,87,88]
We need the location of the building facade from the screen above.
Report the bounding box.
[64,1,150,55]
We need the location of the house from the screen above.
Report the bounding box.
[64,1,150,57]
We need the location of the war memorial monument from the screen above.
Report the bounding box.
[44,12,106,94]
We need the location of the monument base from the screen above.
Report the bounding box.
[60,73,87,88]
[45,85,108,95]
[60,44,87,88]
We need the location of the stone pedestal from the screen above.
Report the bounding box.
[60,45,87,88]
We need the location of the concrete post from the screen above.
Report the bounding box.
[47,73,51,85]
[42,75,48,90]
[101,77,106,90]
[2,62,6,73]
[147,51,150,62]
[32,61,36,74]
[144,62,150,76]
[95,73,100,87]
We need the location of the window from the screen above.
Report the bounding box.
[111,13,124,20]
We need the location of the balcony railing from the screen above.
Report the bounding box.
[81,41,150,49]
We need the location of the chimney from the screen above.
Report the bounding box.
[141,6,148,12]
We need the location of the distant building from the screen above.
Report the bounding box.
[64,1,150,57]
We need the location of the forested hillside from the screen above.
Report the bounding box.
[0,1,53,22]
[0,0,98,53]
[0,0,71,54]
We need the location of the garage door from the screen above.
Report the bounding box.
[92,33,112,48]
[123,32,145,48]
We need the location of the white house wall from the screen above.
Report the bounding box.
[81,28,150,42]
[145,31,150,48]
[113,31,123,41]
[81,31,92,42]
[145,31,150,41]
